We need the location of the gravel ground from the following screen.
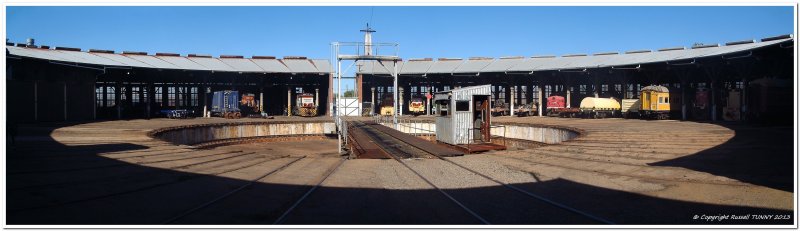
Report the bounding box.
[6,117,793,225]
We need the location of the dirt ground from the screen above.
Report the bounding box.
[4,116,795,225]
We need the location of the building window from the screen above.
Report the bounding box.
[168,87,176,107]
[544,85,552,97]
[96,86,104,107]
[579,85,587,95]
[155,87,163,105]
[295,87,303,94]
[106,86,116,107]
[142,86,149,103]
[190,87,198,106]
[520,86,528,104]
[132,87,140,103]
[120,86,127,102]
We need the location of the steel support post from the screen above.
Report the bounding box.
[393,60,398,129]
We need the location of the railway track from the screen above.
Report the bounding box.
[347,121,613,224]
[162,156,307,224]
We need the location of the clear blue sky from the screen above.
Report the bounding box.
[5,6,795,92]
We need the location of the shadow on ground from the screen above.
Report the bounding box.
[5,122,794,225]
[649,123,794,192]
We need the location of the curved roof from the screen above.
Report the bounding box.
[641,85,670,93]
[5,46,332,74]
[357,35,792,75]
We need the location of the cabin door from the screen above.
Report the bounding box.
[473,95,491,142]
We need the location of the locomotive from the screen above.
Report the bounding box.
[379,94,395,116]
[408,95,426,116]
[545,95,580,117]
[294,93,317,117]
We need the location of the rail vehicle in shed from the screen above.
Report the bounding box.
[380,94,395,116]
[408,95,426,115]
[577,97,622,119]
[294,93,318,117]
[515,102,537,117]
[621,85,672,120]
[490,99,510,116]
[210,90,242,119]
[546,95,580,117]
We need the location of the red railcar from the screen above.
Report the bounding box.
[546,95,580,117]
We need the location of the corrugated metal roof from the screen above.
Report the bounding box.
[156,56,210,70]
[187,57,235,71]
[426,59,463,73]
[400,59,434,74]
[282,59,319,73]
[123,54,181,69]
[6,45,329,74]
[218,58,264,72]
[89,52,155,68]
[453,58,494,73]
[481,57,525,73]
[311,59,333,73]
[250,58,291,73]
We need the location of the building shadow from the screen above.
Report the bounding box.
[649,123,794,192]
[5,122,794,225]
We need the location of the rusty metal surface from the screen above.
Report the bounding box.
[366,122,463,157]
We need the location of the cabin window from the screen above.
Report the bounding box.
[658,97,664,103]
[665,97,669,103]
[456,101,470,112]
[438,101,449,117]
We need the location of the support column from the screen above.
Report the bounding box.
[147,83,153,119]
[371,87,376,115]
[426,86,431,116]
[710,81,716,121]
[328,73,334,117]
[566,88,571,108]
[64,82,68,121]
[116,81,122,120]
[741,78,747,121]
[510,86,515,116]
[399,87,404,116]
[287,87,292,117]
[93,82,97,120]
[357,74,363,114]
[537,84,544,117]
[681,82,687,120]
[315,88,320,115]
[393,61,398,126]
[259,89,264,116]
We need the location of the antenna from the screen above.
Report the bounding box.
[360,23,376,55]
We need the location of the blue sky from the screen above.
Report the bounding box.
[5,6,795,91]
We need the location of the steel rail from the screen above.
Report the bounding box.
[163,156,307,224]
[349,121,490,225]
[272,158,347,224]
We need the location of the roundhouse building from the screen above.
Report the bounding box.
[6,43,333,122]
[357,35,793,123]
[5,34,794,124]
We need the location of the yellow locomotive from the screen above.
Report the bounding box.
[639,85,671,119]
[379,94,395,116]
